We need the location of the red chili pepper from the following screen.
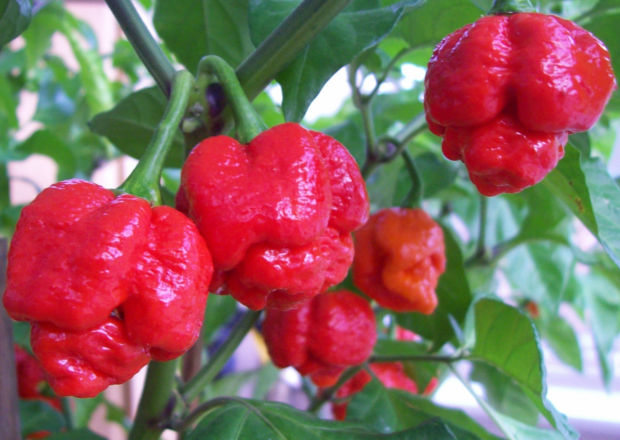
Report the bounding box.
[353,208,446,314]
[14,345,61,410]
[425,12,616,196]
[262,290,376,387]
[178,123,369,310]
[3,179,212,397]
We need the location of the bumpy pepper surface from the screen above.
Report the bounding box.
[3,179,213,397]
[177,122,369,310]
[424,12,616,196]
[262,290,376,387]
[353,208,446,314]
[331,362,418,420]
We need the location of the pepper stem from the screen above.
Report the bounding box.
[196,55,266,144]
[118,70,193,205]
[488,0,536,14]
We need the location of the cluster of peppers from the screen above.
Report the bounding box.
[1,9,616,420]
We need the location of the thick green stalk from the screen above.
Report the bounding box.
[105,0,175,95]
[236,0,352,100]
[197,56,266,143]
[401,150,424,208]
[119,70,193,204]
[128,360,179,440]
[180,310,261,402]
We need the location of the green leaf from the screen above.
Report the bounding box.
[470,363,540,426]
[579,267,620,388]
[59,13,114,115]
[396,0,484,49]
[72,395,103,428]
[250,0,418,121]
[578,4,620,76]
[33,69,78,125]
[474,397,569,440]
[46,429,107,440]
[542,144,620,269]
[89,86,185,168]
[12,320,31,351]
[467,298,577,439]
[0,161,8,207]
[347,380,497,439]
[538,317,583,372]
[186,397,483,439]
[502,243,574,310]
[413,152,458,198]
[0,0,32,47]
[17,130,78,180]
[396,226,472,349]
[202,294,238,344]
[22,2,59,69]
[153,0,254,72]
[19,400,64,437]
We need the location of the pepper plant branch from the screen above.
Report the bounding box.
[180,310,261,402]
[307,364,364,413]
[197,56,267,143]
[401,150,423,208]
[119,70,193,204]
[236,0,352,101]
[369,352,466,364]
[466,233,573,267]
[128,359,179,440]
[361,112,427,178]
[171,396,235,432]
[473,195,489,260]
[104,0,175,95]
[362,47,414,104]
[348,63,378,169]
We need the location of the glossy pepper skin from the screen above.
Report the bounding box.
[331,362,418,420]
[424,13,616,196]
[3,179,213,397]
[177,122,369,310]
[262,290,376,387]
[353,208,446,314]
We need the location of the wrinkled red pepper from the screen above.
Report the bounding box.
[425,12,616,196]
[3,179,212,397]
[353,208,446,314]
[177,122,369,310]
[262,289,376,387]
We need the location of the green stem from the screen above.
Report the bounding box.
[118,70,193,204]
[105,0,176,95]
[363,47,413,104]
[236,0,352,101]
[369,352,465,364]
[180,310,261,402]
[307,365,364,413]
[488,0,535,14]
[128,360,179,440]
[474,195,488,260]
[61,398,74,430]
[361,113,427,178]
[401,150,424,208]
[197,56,266,143]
